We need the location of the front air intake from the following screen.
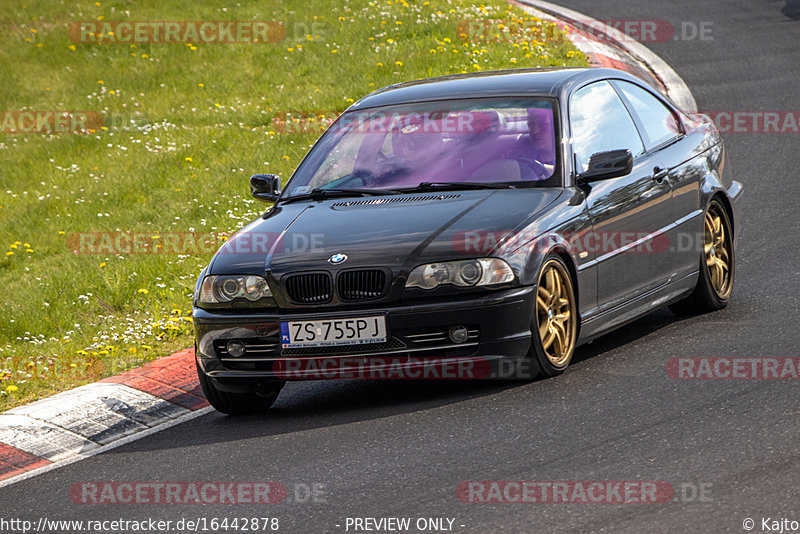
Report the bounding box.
[338,269,387,301]
[285,273,332,304]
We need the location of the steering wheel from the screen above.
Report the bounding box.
[516,157,549,180]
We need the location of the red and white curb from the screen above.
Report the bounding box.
[0,348,208,486]
[511,0,698,112]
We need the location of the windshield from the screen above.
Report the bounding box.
[284,98,560,197]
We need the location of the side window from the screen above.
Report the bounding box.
[615,81,681,150]
[570,81,645,174]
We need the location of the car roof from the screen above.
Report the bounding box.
[350,67,646,110]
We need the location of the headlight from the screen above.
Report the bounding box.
[198,275,273,304]
[405,258,514,290]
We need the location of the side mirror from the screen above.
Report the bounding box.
[250,174,282,202]
[577,149,633,183]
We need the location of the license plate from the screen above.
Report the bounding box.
[280,316,387,349]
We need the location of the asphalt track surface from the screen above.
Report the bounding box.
[2,2,799,533]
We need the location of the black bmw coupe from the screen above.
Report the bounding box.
[193,68,742,413]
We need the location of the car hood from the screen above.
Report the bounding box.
[208,188,564,276]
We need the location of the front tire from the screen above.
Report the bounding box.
[196,360,284,414]
[670,199,734,315]
[526,254,578,378]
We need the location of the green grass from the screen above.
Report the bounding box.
[0,0,587,409]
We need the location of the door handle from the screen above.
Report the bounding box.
[652,166,669,183]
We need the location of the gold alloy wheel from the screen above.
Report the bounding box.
[704,207,732,299]
[536,260,576,367]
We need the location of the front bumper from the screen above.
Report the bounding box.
[194,286,535,390]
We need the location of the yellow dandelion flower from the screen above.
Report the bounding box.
[6,385,18,392]
[99,262,106,268]
[68,45,76,51]
[395,60,403,66]
[137,288,149,294]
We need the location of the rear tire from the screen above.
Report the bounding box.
[526,254,578,378]
[196,360,283,414]
[670,199,734,315]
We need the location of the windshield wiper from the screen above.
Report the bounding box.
[279,187,402,204]
[399,181,516,193]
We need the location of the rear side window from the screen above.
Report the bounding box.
[570,81,644,174]
[614,81,682,150]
